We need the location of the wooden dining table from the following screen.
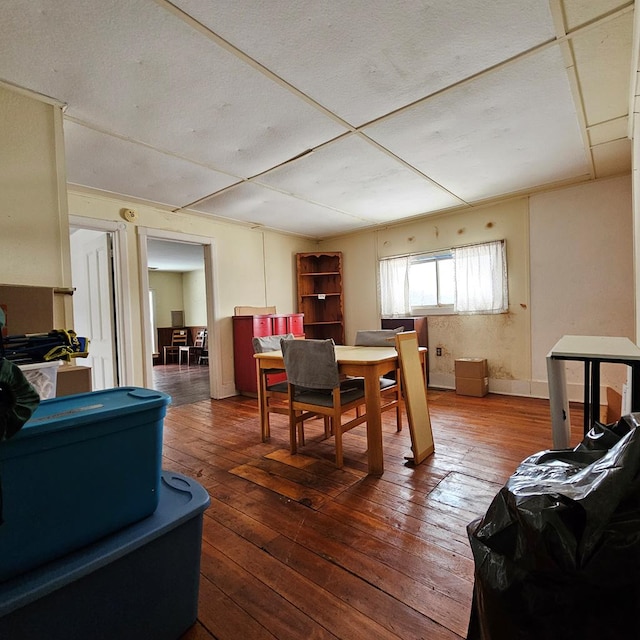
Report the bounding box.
[254,344,426,475]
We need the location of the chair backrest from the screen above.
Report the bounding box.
[355,328,403,347]
[281,339,340,390]
[194,329,206,348]
[171,329,188,346]
[252,333,294,354]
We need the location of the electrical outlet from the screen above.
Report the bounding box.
[436,347,442,356]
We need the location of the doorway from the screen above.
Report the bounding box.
[68,216,134,390]
[137,227,221,400]
[146,238,209,404]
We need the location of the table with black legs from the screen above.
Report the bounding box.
[547,335,640,448]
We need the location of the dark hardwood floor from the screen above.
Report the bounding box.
[152,362,211,406]
[158,371,585,640]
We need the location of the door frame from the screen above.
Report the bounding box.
[137,227,222,399]
[68,215,135,386]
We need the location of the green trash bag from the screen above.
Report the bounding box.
[0,358,40,441]
[0,358,40,525]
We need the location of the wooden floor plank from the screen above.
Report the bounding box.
[158,365,588,640]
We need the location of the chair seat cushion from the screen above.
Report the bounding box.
[294,383,365,408]
[379,377,397,390]
[266,381,289,394]
[345,376,396,390]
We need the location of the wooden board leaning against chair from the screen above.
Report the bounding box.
[395,331,434,464]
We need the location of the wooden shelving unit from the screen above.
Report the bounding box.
[296,251,344,344]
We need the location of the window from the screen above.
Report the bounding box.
[379,240,508,316]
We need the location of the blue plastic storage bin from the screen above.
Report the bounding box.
[0,387,171,582]
[0,471,210,640]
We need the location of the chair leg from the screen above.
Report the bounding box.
[289,411,298,455]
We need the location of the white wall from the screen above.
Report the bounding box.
[325,178,634,399]
[530,174,634,398]
[183,269,207,326]
[323,197,532,394]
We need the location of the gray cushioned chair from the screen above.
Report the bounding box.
[252,333,295,440]
[354,329,404,431]
[281,338,367,468]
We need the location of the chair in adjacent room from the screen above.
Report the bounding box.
[198,332,209,365]
[354,328,404,431]
[179,329,207,366]
[281,338,368,468]
[162,329,188,365]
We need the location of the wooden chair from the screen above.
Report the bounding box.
[198,332,209,365]
[252,334,306,442]
[281,338,368,469]
[162,329,188,364]
[179,329,206,366]
[354,329,404,431]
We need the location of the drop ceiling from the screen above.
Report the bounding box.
[1,0,635,239]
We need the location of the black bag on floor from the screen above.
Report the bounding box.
[467,415,640,640]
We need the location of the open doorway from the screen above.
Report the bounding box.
[146,238,210,405]
[137,227,220,401]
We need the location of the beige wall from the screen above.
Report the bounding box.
[530,175,633,398]
[324,198,531,393]
[149,271,185,328]
[0,84,72,325]
[325,178,634,397]
[66,190,315,393]
[2,82,636,400]
[149,268,208,329]
[183,269,207,327]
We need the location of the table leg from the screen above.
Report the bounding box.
[364,370,384,475]
[631,363,640,413]
[547,356,571,449]
[589,360,600,432]
[256,363,269,442]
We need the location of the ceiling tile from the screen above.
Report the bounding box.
[1,0,348,177]
[571,11,633,126]
[592,138,632,178]
[588,116,628,146]
[363,46,590,202]
[191,182,373,237]
[64,121,239,207]
[256,134,464,222]
[562,0,630,31]
[174,0,556,126]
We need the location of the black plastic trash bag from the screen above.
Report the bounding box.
[467,415,640,640]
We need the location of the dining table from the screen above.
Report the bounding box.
[254,344,426,475]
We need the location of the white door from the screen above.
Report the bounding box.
[70,229,117,389]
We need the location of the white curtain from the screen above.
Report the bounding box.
[379,256,411,317]
[454,240,508,314]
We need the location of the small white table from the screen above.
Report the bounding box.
[547,335,640,448]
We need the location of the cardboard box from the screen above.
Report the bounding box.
[456,376,489,397]
[56,364,92,396]
[455,358,488,379]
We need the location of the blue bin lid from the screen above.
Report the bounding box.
[19,387,171,438]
